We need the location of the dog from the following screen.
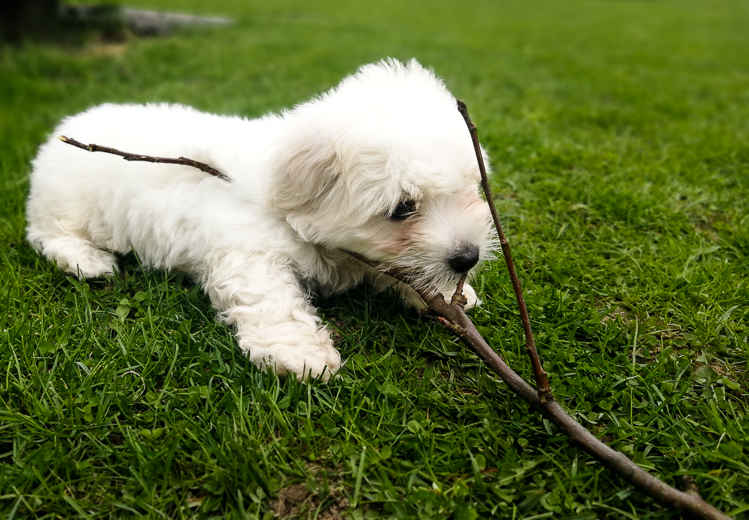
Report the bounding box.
[26,59,496,380]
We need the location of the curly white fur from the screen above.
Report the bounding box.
[26,59,496,380]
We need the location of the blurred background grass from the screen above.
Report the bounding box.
[1,0,748,518]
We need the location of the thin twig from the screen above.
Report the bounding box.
[59,136,230,182]
[451,273,468,307]
[456,100,552,402]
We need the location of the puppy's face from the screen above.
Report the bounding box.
[331,145,496,292]
[364,180,495,292]
[268,60,497,291]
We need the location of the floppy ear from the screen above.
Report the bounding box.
[268,139,340,212]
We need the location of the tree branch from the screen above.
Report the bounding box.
[344,251,729,518]
[59,135,230,182]
[343,101,731,519]
[430,289,729,520]
[456,100,552,402]
[61,115,731,519]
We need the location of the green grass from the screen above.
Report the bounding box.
[1,0,748,518]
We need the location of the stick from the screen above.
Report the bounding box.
[456,100,552,402]
[343,252,729,519]
[59,136,230,182]
[430,291,730,520]
[61,119,730,519]
[342,101,730,518]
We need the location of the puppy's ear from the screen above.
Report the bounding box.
[268,140,339,211]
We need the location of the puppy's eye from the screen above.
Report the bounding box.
[389,200,417,220]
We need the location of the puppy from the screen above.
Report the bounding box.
[26,59,496,380]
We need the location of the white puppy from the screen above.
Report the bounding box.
[26,59,496,380]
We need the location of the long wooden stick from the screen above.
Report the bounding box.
[60,124,730,519]
[427,290,730,520]
[456,100,551,402]
[345,250,730,520]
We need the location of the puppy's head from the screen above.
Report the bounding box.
[268,59,497,292]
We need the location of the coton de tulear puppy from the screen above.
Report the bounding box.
[26,59,496,380]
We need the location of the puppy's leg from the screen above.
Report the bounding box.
[26,226,118,279]
[366,269,480,310]
[204,253,340,381]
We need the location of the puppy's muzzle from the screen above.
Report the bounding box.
[448,244,480,273]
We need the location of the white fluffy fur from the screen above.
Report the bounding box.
[26,59,496,380]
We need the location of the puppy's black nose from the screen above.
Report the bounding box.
[448,245,480,273]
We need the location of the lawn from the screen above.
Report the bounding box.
[1,0,748,518]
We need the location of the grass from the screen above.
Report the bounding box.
[1,0,748,518]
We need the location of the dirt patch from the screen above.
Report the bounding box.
[693,360,745,388]
[85,41,129,58]
[600,307,633,325]
[326,318,350,348]
[270,483,349,519]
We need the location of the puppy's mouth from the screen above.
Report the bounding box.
[343,246,483,295]
[342,248,420,282]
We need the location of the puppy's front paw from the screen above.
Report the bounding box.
[290,344,341,382]
[245,335,341,382]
